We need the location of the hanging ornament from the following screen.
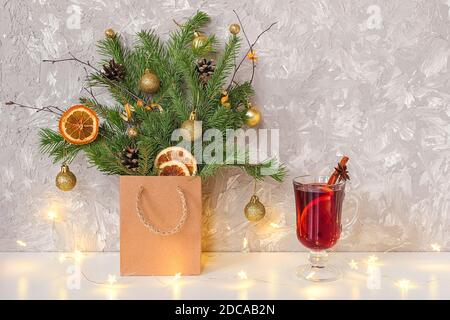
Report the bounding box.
[229,23,241,35]
[139,69,160,94]
[127,126,138,138]
[181,110,201,141]
[136,99,144,108]
[105,28,116,39]
[220,91,231,109]
[55,164,77,191]
[192,31,210,51]
[244,195,266,222]
[244,103,262,127]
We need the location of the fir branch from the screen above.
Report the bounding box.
[206,35,241,103]
[97,35,126,65]
[135,30,174,102]
[84,138,134,175]
[166,11,210,54]
[192,34,218,57]
[228,81,255,106]
[204,107,246,131]
[79,97,109,119]
[174,49,205,109]
[243,158,287,182]
[39,128,84,163]
[136,142,152,175]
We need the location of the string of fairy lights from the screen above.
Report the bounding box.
[13,208,447,299]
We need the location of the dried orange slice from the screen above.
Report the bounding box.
[154,146,197,175]
[59,105,99,145]
[158,160,190,176]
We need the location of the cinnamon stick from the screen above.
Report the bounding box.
[327,156,349,185]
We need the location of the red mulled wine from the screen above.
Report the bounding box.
[294,183,345,250]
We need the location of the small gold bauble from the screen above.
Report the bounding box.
[105,28,116,39]
[139,69,160,94]
[127,127,138,138]
[181,111,202,141]
[245,104,262,127]
[244,195,266,222]
[55,164,77,191]
[192,31,209,50]
[229,23,241,35]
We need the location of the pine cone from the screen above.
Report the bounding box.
[102,59,125,81]
[195,58,215,84]
[120,147,139,172]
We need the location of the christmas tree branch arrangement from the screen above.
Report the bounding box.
[5,11,285,194]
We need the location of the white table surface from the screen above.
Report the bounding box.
[0,252,449,300]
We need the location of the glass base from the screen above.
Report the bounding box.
[297,264,342,282]
[296,251,342,282]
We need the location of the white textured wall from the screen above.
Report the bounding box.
[1,0,449,252]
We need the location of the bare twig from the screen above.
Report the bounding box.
[43,52,141,101]
[227,12,277,90]
[43,52,101,73]
[82,67,99,105]
[173,19,184,28]
[233,10,256,84]
[5,101,63,115]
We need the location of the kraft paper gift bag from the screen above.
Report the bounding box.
[120,176,202,276]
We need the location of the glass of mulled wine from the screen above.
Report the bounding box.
[293,175,346,282]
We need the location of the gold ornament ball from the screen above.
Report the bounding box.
[55,164,77,191]
[181,119,202,141]
[105,28,116,38]
[127,127,138,138]
[244,195,266,222]
[139,69,160,94]
[192,31,210,50]
[229,23,241,35]
[245,105,262,127]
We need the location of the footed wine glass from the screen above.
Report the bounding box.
[293,175,347,282]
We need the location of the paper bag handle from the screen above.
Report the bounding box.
[135,185,188,236]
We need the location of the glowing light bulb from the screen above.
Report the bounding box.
[16,240,27,247]
[47,210,58,221]
[107,274,117,286]
[270,222,280,228]
[243,237,248,249]
[367,255,379,265]
[58,254,66,263]
[238,270,248,280]
[349,259,358,270]
[431,243,441,252]
[396,279,411,290]
[173,272,181,281]
[73,250,83,263]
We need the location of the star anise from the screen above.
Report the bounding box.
[335,163,350,182]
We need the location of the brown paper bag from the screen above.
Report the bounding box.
[120,176,201,276]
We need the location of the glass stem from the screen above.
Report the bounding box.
[309,250,328,268]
